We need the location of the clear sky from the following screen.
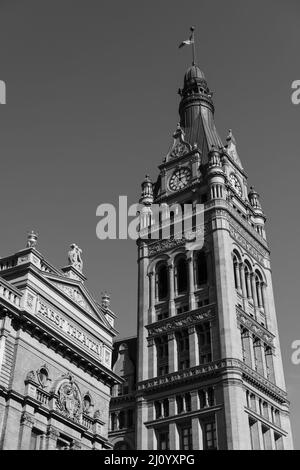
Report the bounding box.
[0,0,299,448]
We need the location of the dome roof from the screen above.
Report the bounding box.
[184,65,205,83]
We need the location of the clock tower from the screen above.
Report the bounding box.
[135,61,293,450]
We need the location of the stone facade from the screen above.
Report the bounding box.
[0,239,121,450]
[111,63,293,450]
[109,337,137,449]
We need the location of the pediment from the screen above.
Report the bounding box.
[43,273,110,328]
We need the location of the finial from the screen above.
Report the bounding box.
[27,230,38,248]
[101,291,110,309]
[67,243,83,273]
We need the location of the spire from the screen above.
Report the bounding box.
[177,31,223,161]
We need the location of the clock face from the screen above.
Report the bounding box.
[169,167,191,191]
[229,174,242,197]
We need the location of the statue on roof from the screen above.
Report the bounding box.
[68,244,83,273]
[27,230,38,248]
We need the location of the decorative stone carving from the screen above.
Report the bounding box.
[229,223,265,264]
[21,411,35,427]
[147,307,214,337]
[55,374,82,422]
[237,308,274,346]
[68,244,83,273]
[225,129,243,168]
[94,409,102,420]
[47,425,60,439]
[54,283,93,314]
[25,370,37,383]
[166,124,192,161]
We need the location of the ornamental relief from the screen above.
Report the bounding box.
[213,207,269,262]
[147,308,214,337]
[237,309,274,346]
[54,283,94,315]
[55,374,82,423]
[229,224,265,265]
[148,224,210,256]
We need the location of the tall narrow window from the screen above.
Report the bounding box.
[204,421,217,450]
[180,424,193,450]
[176,258,188,294]
[198,322,212,364]
[196,251,207,286]
[157,430,169,450]
[156,335,169,376]
[177,329,190,370]
[157,264,168,300]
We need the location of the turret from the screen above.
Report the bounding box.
[207,146,226,201]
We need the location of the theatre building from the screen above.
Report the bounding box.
[0,233,121,450]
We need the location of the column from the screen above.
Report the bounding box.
[190,390,200,411]
[148,272,156,322]
[257,282,263,308]
[19,412,35,449]
[168,332,178,373]
[187,252,196,310]
[191,417,203,450]
[246,272,252,300]
[46,426,59,450]
[168,262,175,316]
[261,283,267,317]
[240,264,246,297]
[234,262,241,293]
[169,422,179,450]
[253,340,264,375]
[257,421,264,450]
[260,342,267,377]
[148,337,157,378]
[241,330,254,368]
[265,348,275,382]
[270,429,276,450]
[204,389,209,408]
[188,325,199,367]
[251,274,258,307]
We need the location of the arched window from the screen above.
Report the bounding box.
[157,264,168,300]
[175,257,188,294]
[232,251,241,290]
[196,251,207,286]
[255,270,264,308]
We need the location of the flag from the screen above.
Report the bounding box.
[179,32,194,49]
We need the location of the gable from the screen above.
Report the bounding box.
[42,273,110,329]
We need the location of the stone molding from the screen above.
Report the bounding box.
[137,358,287,404]
[237,307,275,346]
[21,411,35,427]
[146,306,215,338]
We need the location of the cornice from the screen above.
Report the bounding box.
[137,358,287,404]
[237,306,275,347]
[146,304,215,338]
[0,304,122,387]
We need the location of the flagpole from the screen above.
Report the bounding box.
[190,26,196,65]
